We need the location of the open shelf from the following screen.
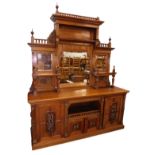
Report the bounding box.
[68,100,100,115]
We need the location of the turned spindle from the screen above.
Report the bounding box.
[112,65,116,87]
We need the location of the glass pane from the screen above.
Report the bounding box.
[95,56,105,69]
[37,53,52,70]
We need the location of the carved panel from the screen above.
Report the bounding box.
[46,111,56,135]
[109,103,117,123]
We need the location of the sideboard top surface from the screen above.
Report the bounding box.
[28,86,129,104]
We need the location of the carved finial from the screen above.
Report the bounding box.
[31,29,34,43]
[109,37,111,43]
[108,37,111,47]
[111,65,116,87]
[31,29,34,36]
[112,65,115,73]
[56,3,59,13]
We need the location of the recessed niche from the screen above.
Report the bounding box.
[68,100,100,114]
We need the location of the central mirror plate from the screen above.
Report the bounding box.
[60,51,90,86]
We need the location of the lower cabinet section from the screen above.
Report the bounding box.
[30,92,127,149]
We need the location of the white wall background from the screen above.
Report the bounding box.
[0,0,155,154]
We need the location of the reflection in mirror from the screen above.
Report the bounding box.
[37,53,52,71]
[60,51,90,84]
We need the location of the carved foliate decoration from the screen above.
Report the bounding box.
[109,103,117,123]
[46,111,56,135]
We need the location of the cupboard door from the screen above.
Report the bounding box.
[68,118,84,135]
[103,95,125,128]
[87,117,100,131]
[37,101,64,139]
[68,113,100,136]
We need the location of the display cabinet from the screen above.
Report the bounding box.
[28,5,129,149]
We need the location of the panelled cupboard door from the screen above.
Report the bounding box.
[68,114,100,136]
[103,95,125,128]
[34,101,64,139]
